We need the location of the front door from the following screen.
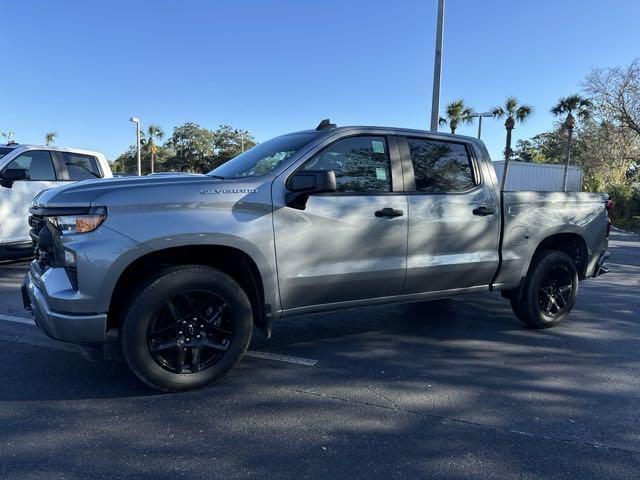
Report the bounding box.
[273,135,408,311]
[0,150,62,244]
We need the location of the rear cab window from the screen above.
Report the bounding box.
[61,152,102,180]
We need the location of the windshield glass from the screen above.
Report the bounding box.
[0,147,15,160]
[210,132,318,178]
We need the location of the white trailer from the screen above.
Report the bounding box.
[493,161,583,192]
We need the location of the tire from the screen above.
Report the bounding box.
[510,250,579,329]
[121,265,253,392]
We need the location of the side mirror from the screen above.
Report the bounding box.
[285,170,336,209]
[0,168,30,188]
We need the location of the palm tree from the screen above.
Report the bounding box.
[438,100,473,134]
[45,131,57,146]
[551,94,592,191]
[142,124,164,173]
[2,131,15,144]
[492,97,533,190]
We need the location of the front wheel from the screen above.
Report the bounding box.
[510,250,579,328]
[121,265,253,392]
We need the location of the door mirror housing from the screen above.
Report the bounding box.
[0,168,30,188]
[286,170,337,209]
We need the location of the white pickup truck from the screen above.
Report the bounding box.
[0,143,112,257]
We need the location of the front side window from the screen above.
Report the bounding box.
[408,138,476,193]
[4,150,56,181]
[61,152,101,180]
[303,136,391,193]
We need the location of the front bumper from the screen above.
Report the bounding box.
[22,270,107,344]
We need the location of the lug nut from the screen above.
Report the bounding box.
[196,334,201,339]
[178,331,183,335]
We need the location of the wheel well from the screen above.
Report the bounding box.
[107,245,268,335]
[533,233,588,279]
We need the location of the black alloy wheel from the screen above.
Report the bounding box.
[147,290,233,374]
[537,264,574,318]
[509,250,579,328]
[121,266,253,392]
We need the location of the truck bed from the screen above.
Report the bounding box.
[493,191,609,289]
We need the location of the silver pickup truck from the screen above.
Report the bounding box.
[23,121,610,391]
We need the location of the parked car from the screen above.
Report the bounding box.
[23,121,610,392]
[0,144,112,256]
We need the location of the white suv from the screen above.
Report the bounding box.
[0,143,112,255]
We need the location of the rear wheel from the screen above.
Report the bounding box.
[121,266,252,392]
[510,250,578,328]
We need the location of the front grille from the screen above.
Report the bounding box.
[28,214,54,271]
[29,214,46,245]
[29,213,80,291]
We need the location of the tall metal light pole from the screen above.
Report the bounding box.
[129,117,141,176]
[429,0,445,132]
[470,112,493,139]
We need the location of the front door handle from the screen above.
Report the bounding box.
[375,207,404,218]
[472,205,495,216]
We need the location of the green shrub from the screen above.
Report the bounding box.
[608,183,640,221]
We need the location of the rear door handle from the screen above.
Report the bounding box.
[375,207,404,218]
[472,205,495,216]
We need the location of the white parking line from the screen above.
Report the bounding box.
[245,350,318,366]
[0,313,35,326]
[0,314,317,366]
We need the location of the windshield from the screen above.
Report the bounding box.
[210,132,318,179]
[0,147,15,160]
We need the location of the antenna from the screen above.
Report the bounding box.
[315,119,337,131]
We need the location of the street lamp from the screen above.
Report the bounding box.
[129,117,141,176]
[470,112,493,139]
[429,0,445,132]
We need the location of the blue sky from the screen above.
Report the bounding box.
[3,0,640,162]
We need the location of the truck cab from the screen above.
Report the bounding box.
[0,144,112,256]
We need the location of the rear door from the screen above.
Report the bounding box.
[0,149,65,244]
[273,134,408,311]
[400,136,501,293]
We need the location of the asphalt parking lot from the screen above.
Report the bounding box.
[1,231,639,479]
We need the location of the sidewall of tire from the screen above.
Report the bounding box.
[121,266,253,392]
[513,250,579,328]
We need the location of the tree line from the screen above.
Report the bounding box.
[111,123,256,175]
[440,58,640,229]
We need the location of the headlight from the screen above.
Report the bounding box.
[48,207,107,235]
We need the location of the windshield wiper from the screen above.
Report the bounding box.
[208,174,225,179]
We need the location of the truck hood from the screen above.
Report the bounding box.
[32,174,264,208]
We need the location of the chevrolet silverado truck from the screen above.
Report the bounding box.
[23,121,610,392]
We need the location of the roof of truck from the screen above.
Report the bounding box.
[1,143,105,157]
[288,124,484,146]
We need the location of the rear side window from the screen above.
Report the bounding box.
[61,152,101,180]
[303,136,391,193]
[5,150,57,181]
[407,138,475,192]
